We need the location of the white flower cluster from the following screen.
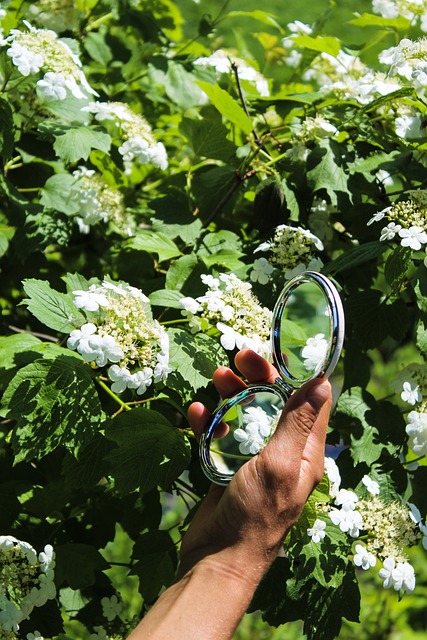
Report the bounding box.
[379,36,427,98]
[373,0,427,33]
[255,224,324,280]
[0,21,95,101]
[233,405,279,455]
[0,536,56,635]
[311,462,422,594]
[67,167,128,235]
[395,364,427,457]
[368,191,427,257]
[285,114,338,163]
[179,273,272,357]
[67,279,171,395]
[82,101,168,175]
[193,49,269,96]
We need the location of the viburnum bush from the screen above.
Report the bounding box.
[1,0,427,638]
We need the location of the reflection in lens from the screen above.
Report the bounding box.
[279,281,331,380]
[209,390,284,477]
[301,333,328,373]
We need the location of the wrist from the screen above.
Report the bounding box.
[178,540,276,591]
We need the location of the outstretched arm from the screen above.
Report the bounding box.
[128,349,332,640]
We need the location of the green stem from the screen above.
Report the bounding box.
[160,319,187,326]
[403,455,425,466]
[96,378,131,412]
[85,12,114,32]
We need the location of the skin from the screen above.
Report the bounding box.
[128,349,332,640]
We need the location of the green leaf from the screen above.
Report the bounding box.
[324,242,387,275]
[22,279,85,333]
[83,31,113,65]
[40,173,80,215]
[307,141,350,206]
[191,165,241,220]
[197,82,253,134]
[127,230,182,262]
[0,333,42,371]
[417,321,427,356]
[180,117,236,162]
[165,254,199,292]
[0,97,14,159]
[1,355,102,462]
[164,61,210,109]
[335,387,384,465]
[292,35,341,57]
[131,530,177,602]
[55,544,109,589]
[384,246,412,292]
[62,435,116,491]
[167,328,229,394]
[349,12,412,30]
[150,188,203,246]
[201,249,246,270]
[253,176,285,232]
[227,10,283,31]
[149,289,184,309]
[53,126,111,164]
[345,289,410,349]
[104,409,191,495]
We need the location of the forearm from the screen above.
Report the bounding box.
[127,547,270,640]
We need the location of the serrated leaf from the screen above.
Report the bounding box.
[167,329,229,393]
[197,82,253,134]
[22,279,85,333]
[335,387,384,465]
[1,355,102,462]
[104,409,191,495]
[40,173,79,215]
[180,117,236,162]
[307,141,350,206]
[127,230,182,262]
[384,246,412,292]
[324,242,387,275]
[131,530,177,602]
[62,435,116,491]
[345,289,410,349]
[53,126,111,164]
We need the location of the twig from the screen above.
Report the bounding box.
[231,61,263,147]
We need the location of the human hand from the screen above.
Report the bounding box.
[180,349,332,584]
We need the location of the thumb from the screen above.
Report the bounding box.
[268,378,332,463]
